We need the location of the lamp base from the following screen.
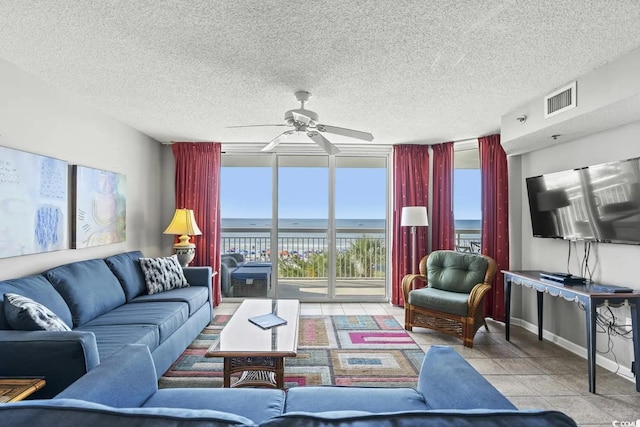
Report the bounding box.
[173,244,195,267]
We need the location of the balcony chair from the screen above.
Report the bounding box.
[401,250,497,348]
[220,254,246,297]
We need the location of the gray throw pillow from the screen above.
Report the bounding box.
[139,255,189,295]
[3,293,72,331]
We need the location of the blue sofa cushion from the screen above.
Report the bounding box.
[0,275,72,329]
[427,250,488,293]
[104,251,147,301]
[83,301,189,343]
[4,293,71,331]
[145,388,286,425]
[0,399,256,427]
[56,344,158,408]
[417,346,516,410]
[45,259,126,326]
[264,410,577,426]
[139,255,189,295]
[75,324,159,361]
[130,287,209,315]
[284,387,428,413]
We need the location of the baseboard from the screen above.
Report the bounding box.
[509,317,635,383]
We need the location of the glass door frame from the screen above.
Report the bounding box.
[221,149,391,303]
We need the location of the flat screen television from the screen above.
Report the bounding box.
[526,156,640,245]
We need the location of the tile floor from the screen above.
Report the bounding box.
[216,301,640,426]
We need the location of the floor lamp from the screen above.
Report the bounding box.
[401,206,429,273]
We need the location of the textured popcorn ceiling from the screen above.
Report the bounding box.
[1,1,640,147]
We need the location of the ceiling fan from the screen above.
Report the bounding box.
[228,91,374,154]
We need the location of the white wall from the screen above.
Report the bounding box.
[512,120,640,377]
[0,58,166,279]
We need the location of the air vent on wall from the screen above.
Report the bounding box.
[544,81,577,118]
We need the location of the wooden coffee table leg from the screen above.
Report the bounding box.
[275,357,284,388]
[223,358,231,388]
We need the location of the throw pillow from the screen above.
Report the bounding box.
[3,293,72,331]
[139,255,189,295]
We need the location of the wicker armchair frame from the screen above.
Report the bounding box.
[401,251,498,348]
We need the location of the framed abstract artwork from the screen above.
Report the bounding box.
[72,165,126,248]
[0,145,68,258]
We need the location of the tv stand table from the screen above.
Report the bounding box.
[502,270,639,394]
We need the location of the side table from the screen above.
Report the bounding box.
[0,378,46,403]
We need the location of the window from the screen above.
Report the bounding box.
[454,140,481,250]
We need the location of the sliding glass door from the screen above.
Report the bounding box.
[221,153,388,301]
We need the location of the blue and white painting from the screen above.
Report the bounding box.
[0,146,68,258]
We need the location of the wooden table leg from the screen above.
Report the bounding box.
[275,358,284,388]
[223,358,231,388]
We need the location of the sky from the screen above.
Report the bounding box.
[221,166,481,220]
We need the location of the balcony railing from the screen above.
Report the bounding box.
[222,227,481,280]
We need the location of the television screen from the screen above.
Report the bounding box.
[526,156,640,244]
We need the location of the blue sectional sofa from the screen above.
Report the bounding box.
[0,250,212,398]
[0,344,577,426]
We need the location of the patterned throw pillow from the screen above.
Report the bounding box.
[139,255,189,295]
[3,293,72,331]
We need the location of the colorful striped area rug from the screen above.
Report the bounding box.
[159,315,425,389]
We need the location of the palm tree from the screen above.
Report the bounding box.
[346,236,386,278]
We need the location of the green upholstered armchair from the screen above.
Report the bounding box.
[401,250,497,348]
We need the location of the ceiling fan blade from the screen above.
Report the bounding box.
[227,124,289,128]
[261,130,293,152]
[307,131,340,155]
[315,124,374,142]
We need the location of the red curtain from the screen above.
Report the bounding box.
[431,142,455,251]
[479,134,509,321]
[391,145,430,306]
[172,142,222,307]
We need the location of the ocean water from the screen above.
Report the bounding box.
[222,218,481,229]
[221,218,481,256]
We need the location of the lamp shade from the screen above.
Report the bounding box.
[401,206,429,227]
[163,209,202,236]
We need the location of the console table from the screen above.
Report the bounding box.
[502,270,639,393]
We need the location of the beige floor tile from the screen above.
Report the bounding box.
[321,306,345,315]
[384,305,405,316]
[582,394,640,421]
[517,374,578,396]
[448,344,489,359]
[547,395,615,425]
[466,358,510,375]
[341,306,368,315]
[527,356,588,375]
[509,396,556,411]
[300,303,322,309]
[361,306,390,315]
[494,357,545,375]
[474,344,525,359]
[483,374,539,397]
[300,308,323,316]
